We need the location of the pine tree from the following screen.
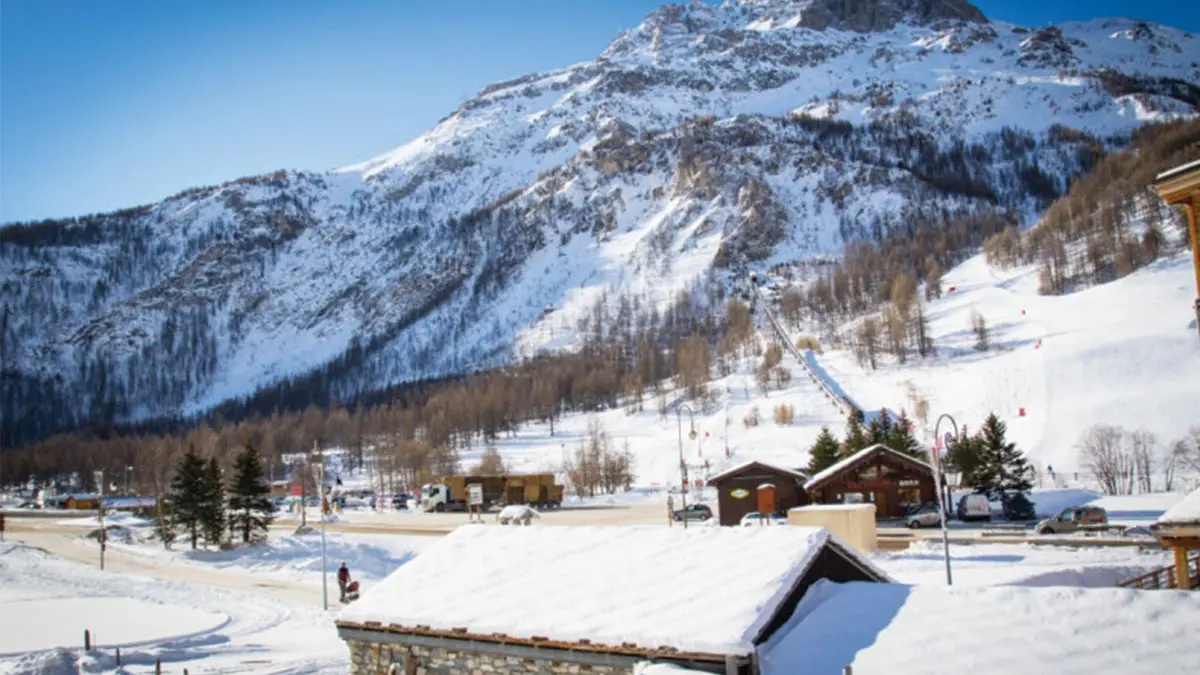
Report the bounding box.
[977,413,1033,501]
[887,410,924,458]
[842,409,867,457]
[808,427,841,474]
[866,408,894,447]
[228,441,274,544]
[200,458,226,547]
[945,425,987,490]
[166,446,208,550]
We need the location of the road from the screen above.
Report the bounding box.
[4,526,326,607]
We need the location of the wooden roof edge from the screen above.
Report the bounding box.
[332,620,734,662]
[1154,160,1200,204]
[804,444,932,491]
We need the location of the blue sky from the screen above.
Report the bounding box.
[2,1,1196,223]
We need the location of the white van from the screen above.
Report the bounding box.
[956,494,991,522]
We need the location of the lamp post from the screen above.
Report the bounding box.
[125,465,134,496]
[93,469,106,571]
[931,413,961,586]
[676,404,697,529]
[310,445,329,610]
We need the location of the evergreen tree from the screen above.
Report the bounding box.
[866,408,894,447]
[977,413,1033,501]
[887,410,924,458]
[842,409,867,457]
[166,445,208,550]
[228,441,274,544]
[199,458,226,547]
[808,427,841,474]
[945,425,988,491]
[154,496,177,550]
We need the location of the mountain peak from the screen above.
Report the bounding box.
[735,0,986,32]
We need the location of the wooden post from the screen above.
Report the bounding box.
[84,629,91,650]
[155,659,162,675]
[1174,545,1192,591]
[115,647,121,666]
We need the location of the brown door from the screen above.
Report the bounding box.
[875,490,889,518]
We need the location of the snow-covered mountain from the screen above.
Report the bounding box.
[3,0,1198,443]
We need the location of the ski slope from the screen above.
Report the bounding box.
[811,251,1200,475]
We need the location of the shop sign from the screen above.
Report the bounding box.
[730,488,750,500]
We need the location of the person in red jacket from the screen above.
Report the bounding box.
[337,562,351,602]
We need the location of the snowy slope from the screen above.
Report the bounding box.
[805,251,1200,474]
[3,0,1198,440]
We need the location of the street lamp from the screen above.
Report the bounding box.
[93,469,106,571]
[310,445,329,611]
[125,465,134,496]
[676,404,697,530]
[932,412,960,586]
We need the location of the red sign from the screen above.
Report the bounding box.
[291,485,302,496]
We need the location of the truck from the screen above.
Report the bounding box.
[419,473,565,513]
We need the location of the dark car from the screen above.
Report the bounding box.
[392,493,412,509]
[672,504,713,522]
[1002,493,1037,521]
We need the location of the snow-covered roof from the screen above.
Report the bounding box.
[1156,158,1200,182]
[789,504,876,512]
[761,580,1200,675]
[706,460,807,485]
[1155,487,1200,527]
[337,525,887,656]
[804,444,931,491]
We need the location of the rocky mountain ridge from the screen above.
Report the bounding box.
[2,1,1198,445]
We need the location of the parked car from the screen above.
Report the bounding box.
[1035,505,1108,535]
[956,494,992,522]
[1001,493,1037,521]
[740,512,787,526]
[905,502,944,529]
[672,504,713,522]
[392,493,412,509]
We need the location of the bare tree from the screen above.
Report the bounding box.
[1078,424,1133,495]
[1162,440,1184,492]
[1129,430,1157,494]
[971,309,989,351]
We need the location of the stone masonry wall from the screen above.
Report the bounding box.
[347,638,636,675]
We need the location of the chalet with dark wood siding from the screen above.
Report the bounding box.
[803,444,936,520]
[706,461,809,527]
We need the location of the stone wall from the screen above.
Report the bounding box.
[347,638,636,675]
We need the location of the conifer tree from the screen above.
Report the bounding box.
[842,409,867,457]
[199,458,226,547]
[977,413,1033,501]
[166,445,208,550]
[887,410,924,458]
[866,408,894,447]
[228,441,274,544]
[946,425,988,491]
[808,427,841,474]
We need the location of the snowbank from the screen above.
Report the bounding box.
[761,580,1200,675]
[339,525,885,655]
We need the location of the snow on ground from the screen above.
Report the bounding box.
[808,252,1200,475]
[762,579,1200,675]
[0,541,346,674]
[96,526,429,587]
[872,539,1171,588]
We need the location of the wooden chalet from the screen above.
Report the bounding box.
[803,444,936,520]
[1153,158,1200,342]
[706,461,809,526]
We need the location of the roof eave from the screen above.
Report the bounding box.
[333,620,740,662]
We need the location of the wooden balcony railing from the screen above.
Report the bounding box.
[1118,554,1200,590]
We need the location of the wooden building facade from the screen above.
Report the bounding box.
[706,461,809,527]
[803,444,936,520]
[1153,159,1200,342]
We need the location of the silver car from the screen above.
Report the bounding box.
[905,503,944,529]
